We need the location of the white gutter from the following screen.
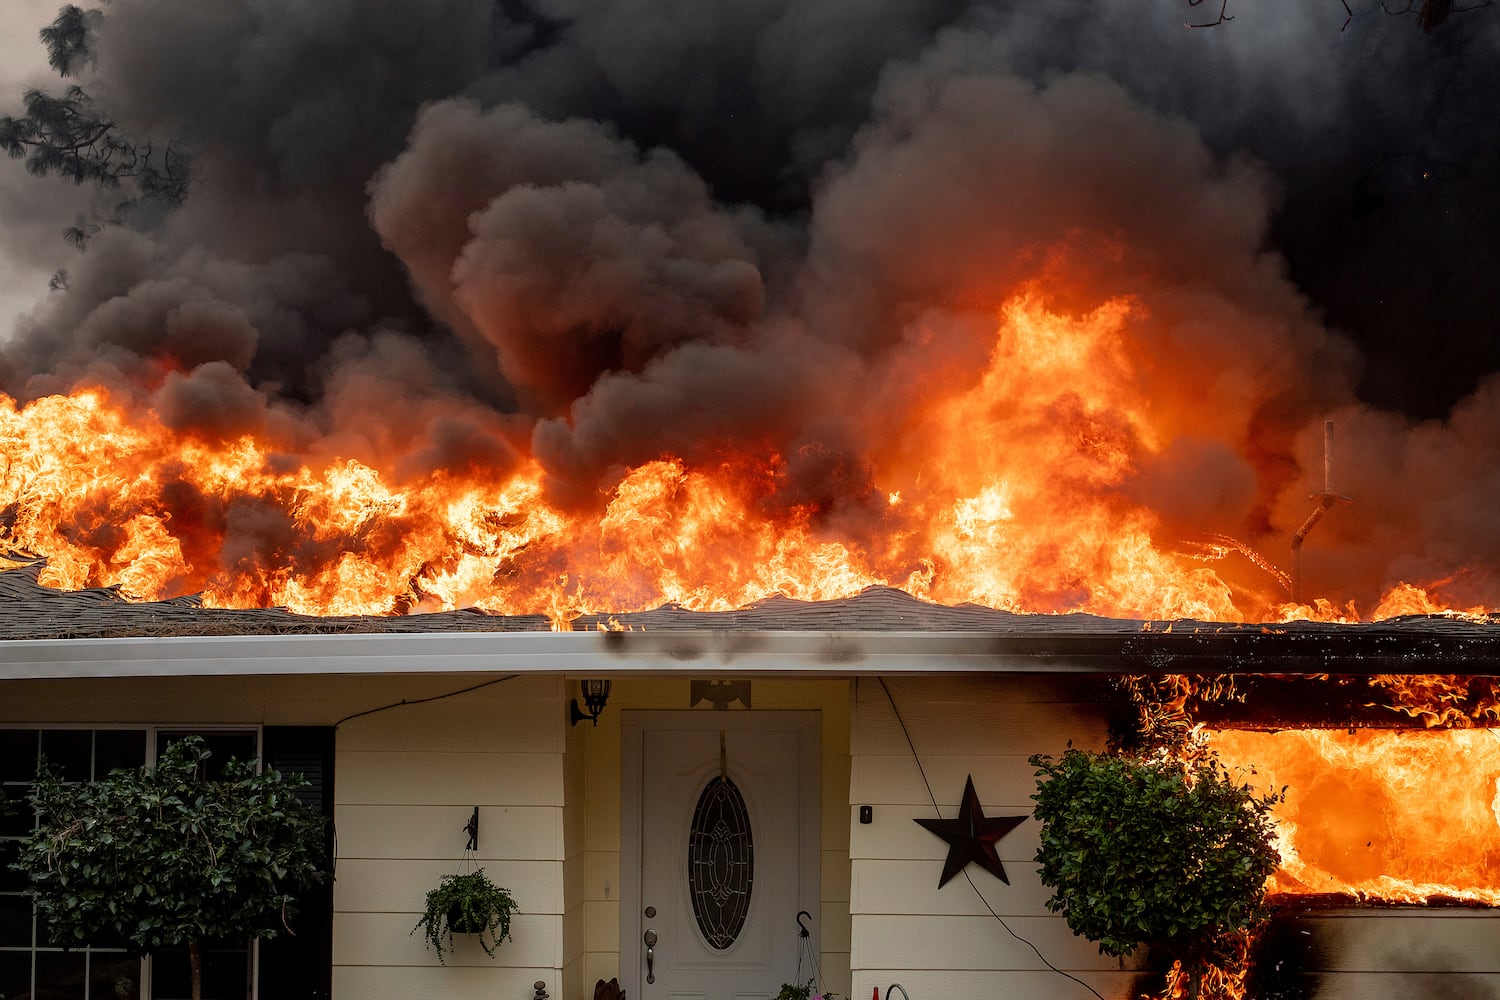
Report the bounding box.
[0,629,1112,680]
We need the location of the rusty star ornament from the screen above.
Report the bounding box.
[914,775,1026,888]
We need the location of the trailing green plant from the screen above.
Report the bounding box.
[773,980,836,1000]
[413,867,519,963]
[1030,747,1283,1000]
[12,736,328,1000]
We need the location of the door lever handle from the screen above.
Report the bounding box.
[643,928,658,984]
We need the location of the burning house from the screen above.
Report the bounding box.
[3,562,1500,1000]
[2,0,1500,998]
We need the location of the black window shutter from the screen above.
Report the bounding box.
[259,726,335,1000]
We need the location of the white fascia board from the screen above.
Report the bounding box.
[0,630,1108,680]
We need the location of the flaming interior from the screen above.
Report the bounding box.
[1210,727,1500,905]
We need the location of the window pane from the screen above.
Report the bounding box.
[89,951,141,1000]
[93,732,146,778]
[0,797,33,837]
[151,944,249,1000]
[0,840,25,893]
[0,730,38,782]
[202,946,250,1000]
[0,949,31,999]
[149,948,188,999]
[156,732,258,780]
[0,894,32,947]
[39,731,92,783]
[35,948,86,999]
[84,921,129,951]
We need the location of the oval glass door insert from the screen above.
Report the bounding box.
[687,775,754,949]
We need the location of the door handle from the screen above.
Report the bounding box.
[643,928,658,984]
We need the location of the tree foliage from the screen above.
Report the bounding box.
[12,737,328,1000]
[0,4,190,248]
[1030,748,1282,998]
[38,4,102,77]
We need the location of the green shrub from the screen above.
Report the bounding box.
[1030,747,1282,999]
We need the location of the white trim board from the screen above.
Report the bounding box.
[0,630,1115,679]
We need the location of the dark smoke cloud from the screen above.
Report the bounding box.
[0,0,1498,612]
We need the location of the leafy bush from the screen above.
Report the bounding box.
[12,736,328,1000]
[1030,747,1282,999]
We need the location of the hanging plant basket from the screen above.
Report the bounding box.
[413,868,519,964]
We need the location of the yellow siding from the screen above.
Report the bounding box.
[563,714,589,1000]
[848,675,1136,1000]
[1,672,572,1000]
[334,674,567,998]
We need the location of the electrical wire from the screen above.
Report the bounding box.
[329,674,521,880]
[333,673,521,728]
[872,677,1106,1000]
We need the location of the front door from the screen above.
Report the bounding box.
[622,712,820,1000]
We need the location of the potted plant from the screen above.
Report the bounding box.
[413,868,519,964]
[774,981,836,1000]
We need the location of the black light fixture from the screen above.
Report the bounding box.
[570,679,612,726]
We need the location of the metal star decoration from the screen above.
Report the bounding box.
[914,774,1026,888]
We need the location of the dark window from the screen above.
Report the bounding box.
[39,730,92,782]
[93,731,147,778]
[150,942,249,1000]
[257,727,336,1000]
[2,727,151,999]
[156,731,258,780]
[687,775,754,950]
[0,730,38,782]
[0,725,325,999]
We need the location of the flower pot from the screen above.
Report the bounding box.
[447,905,489,935]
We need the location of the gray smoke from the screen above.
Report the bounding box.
[0,0,1498,612]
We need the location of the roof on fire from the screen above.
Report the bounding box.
[2,555,1499,680]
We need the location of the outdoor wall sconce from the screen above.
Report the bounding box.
[570,679,613,726]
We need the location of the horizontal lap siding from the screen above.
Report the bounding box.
[334,674,567,1000]
[849,675,1136,1000]
[852,676,1500,1000]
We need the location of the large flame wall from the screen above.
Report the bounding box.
[1209,728,1500,905]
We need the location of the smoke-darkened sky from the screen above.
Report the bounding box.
[0,0,1498,614]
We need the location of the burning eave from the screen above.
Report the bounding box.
[3,561,1500,681]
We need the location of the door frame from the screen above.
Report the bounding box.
[621,710,822,998]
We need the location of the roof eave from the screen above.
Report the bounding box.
[1,627,1497,680]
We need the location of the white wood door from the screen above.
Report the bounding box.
[623,713,820,1000]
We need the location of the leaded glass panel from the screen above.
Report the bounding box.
[687,775,753,950]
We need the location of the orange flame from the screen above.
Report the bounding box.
[0,292,1488,618]
[1209,728,1500,905]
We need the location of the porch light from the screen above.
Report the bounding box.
[570,679,612,726]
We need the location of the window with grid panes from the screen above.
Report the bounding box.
[0,728,264,1000]
[1,728,148,1000]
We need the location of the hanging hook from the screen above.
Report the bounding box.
[463,806,479,851]
[796,910,811,939]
